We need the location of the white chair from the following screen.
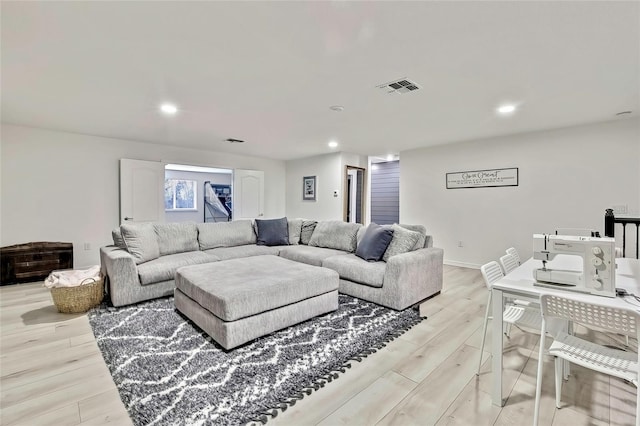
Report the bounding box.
[477,261,541,375]
[499,253,519,275]
[533,294,640,426]
[505,247,521,265]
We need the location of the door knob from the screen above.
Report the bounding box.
[124,217,134,221]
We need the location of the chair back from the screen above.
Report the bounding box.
[540,294,640,338]
[499,254,519,275]
[505,247,521,265]
[480,261,504,291]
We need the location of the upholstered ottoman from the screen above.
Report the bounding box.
[174,255,339,350]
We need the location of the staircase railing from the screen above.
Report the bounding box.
[605,209,640,259]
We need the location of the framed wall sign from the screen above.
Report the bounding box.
[303,176,316,201]
[446,168,518,189]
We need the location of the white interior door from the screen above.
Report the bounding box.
[233,169,264,220]
[120,158,165,224]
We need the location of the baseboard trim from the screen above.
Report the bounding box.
[444,259,482,269]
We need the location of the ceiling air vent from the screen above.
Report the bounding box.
[377,78,420,94]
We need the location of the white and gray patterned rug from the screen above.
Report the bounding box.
[88,295,424,426]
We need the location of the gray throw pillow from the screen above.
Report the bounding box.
[398,224,427,249]
[112,227,128,250]
[308,221,361,253]
[120,223,160,264]
[300,220,318,245]
[287,218,303,245]
[382,224,422,262]
[256,217,290,246]
[355,223,394,262]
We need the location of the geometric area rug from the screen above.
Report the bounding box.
[88,295,425,426]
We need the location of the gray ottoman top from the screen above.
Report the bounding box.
[175,255,338,322]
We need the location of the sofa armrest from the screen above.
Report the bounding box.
[100,246,140,301]
[383,247,444,308]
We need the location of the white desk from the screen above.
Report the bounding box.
[491,257,640,406]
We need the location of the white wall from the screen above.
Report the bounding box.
[0,124,286,268]
[400,118,640,268]
[285,152,367,220]
[164,170,231,223]
[285,152,342,220]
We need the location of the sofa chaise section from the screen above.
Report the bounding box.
[101,222,220,307]
[100,246,218,307]
[324,247,444,311]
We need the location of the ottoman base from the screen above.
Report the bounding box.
[175,288,338,350]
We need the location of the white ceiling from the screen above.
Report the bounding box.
[2,1,638,161]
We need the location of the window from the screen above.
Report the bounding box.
[165,179,197,211]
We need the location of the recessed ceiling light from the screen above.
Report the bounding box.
[328,140,339,148]
[386,154,394,161]
[497,104,517,115]
[160,103,178,115]
[329,105,345,112]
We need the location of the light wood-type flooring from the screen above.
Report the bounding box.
[1,265,636,425]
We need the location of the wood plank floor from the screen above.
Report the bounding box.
[1,265,636,425]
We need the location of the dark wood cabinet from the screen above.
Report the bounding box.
[1,242,73,285]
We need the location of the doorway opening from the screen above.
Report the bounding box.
[344,166,366,224]
[369,158,399,225]
[164,164,233,223]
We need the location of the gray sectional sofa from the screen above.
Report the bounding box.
[100,219,443,310]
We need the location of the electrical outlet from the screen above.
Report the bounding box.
[84,242,91,251]
[457,241,463,248]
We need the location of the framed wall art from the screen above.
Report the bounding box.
[303,176,316,201]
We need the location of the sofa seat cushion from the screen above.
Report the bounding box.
[322,254,386,288]
[278,245,349,267]
[175,255,338,321]
[204,245,280,261]
[137,251,220,285]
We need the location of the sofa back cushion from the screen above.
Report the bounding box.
[197,220,257,250]
[309,221,361,253]
[288,218,303,245]
[120,222,160,264]
[154,222,199,256]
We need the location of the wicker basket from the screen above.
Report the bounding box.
[50,276,104,314]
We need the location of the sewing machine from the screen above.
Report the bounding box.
[532,234,616,297]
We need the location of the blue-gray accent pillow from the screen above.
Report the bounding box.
[255,217,290,246]
[355,223,394,262]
